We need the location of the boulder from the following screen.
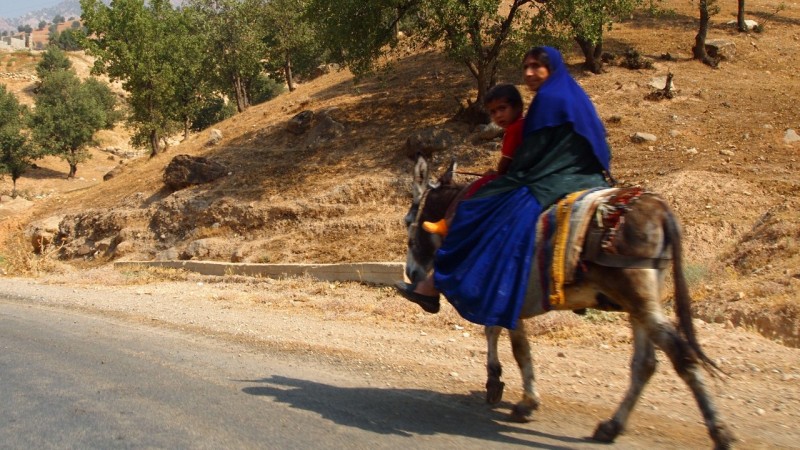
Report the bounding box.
[785,129,800,144]
[28,216,63,254]
[471,122,505,144]
[163,155,227,191]
[705,39,737,60]
[103,164,124,181]
[631,132,658,143]
[287,110,314,134]
[405,127,455,159]
[207,129,223,146]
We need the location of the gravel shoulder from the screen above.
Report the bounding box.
[2,269,798,448]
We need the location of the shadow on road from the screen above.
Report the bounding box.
[242,375,592,449]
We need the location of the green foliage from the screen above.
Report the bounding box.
[51,28,87,51]
[189,97,236,132]
[36,46,73,79]
[305,0,406,75]
[166,6,214,137]
[0,86,35,194]
[82,77,122,128]
[38,20,48,31]
[249,74,285,106]
[28,70,118,178]
[81,0,185,156]
[261,0,325,90]
[527,0,643,72]
[306,0,536,104]
[185,0,268,112]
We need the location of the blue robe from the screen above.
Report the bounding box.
[433,47,611,329]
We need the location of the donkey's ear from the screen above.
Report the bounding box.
[439,159,457,186]
[412,153,430,203]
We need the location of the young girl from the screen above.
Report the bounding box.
[423,84,525,236]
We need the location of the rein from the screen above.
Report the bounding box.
[455,170,485,177]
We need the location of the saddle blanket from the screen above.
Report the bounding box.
[527,187,644,312]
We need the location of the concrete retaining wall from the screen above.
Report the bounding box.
[114,260,405,286]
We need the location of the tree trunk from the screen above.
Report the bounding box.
[232,75,249,113]
[184,116,190,140]
[737,0,747,32]
[693,0,716,66]
[576,36,603,74]
[68,162,77,179]
[285,51,295,92]
[476,65,489,106]
[149,129,161,157]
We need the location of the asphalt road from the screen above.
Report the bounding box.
[1,297,607,450]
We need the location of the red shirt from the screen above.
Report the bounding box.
[501,117,524,159]
[464,116,525,199]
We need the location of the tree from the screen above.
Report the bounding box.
[261,0,323,91]
[0,86,35,197]
[38,20,48,31]
[307,0,537,108]
[185,0,268,112]
[528,0,642,73]
[737,0,747,31]
[36,46,73,80]
[51,27,87,50]
[166,6,214,139]
[81,0,181,156]
[29,70,117,178]
[53,14,66,24]
[693,0,719,66]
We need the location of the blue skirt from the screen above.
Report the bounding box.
[433,187,541,329]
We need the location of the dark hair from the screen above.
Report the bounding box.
[484,83,523,110]
[523,46,552,73]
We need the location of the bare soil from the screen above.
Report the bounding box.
[1,1,799,447]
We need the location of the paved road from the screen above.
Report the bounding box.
[1,298,596,450]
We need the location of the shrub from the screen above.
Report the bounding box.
[190,97,236,132]
[249,74,285,106]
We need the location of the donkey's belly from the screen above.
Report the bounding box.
[519,279,599,318]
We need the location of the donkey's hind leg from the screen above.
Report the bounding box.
[645,313,734,449]
[507,320,540,422]
[485,325,505,404]
[593,319,657,442]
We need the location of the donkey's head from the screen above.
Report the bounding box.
[403,154,462,283]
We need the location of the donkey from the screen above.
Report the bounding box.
[402,155,733,449]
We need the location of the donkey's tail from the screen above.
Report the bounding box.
[664,209,725,377]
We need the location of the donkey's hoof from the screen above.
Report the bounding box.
[592,419,623,443]
[485,379,505,404]
[712,423,735,450]
[509,402,536,423]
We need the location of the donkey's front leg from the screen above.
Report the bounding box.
[485,325,505,404]
[508,320,539,422]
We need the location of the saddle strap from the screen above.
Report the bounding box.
[583,228,672,270]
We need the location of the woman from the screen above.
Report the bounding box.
[396,46,612,329]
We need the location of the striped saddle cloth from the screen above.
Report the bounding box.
[530,187,647,311]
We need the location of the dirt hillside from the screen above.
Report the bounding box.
[1,0,798,348]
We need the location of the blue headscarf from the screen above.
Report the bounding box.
[523,47,610,172]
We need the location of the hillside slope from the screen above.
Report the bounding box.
[1,0,799,345]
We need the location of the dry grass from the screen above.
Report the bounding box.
[0,223,61,276]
